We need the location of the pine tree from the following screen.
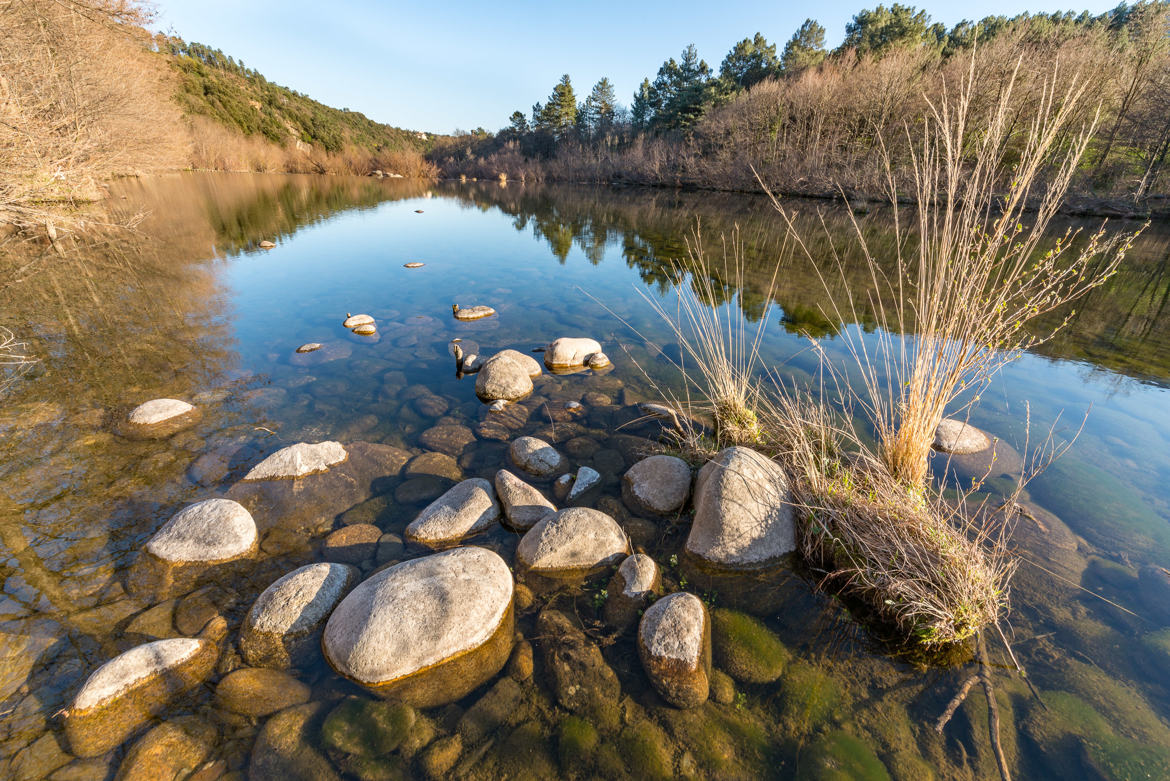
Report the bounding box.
[580,77,618,134]
[508,110,529,134]
[631,78,655,129]
[780,19,827,73]
[720,33,779,89]
[536,74,577,135]
[650,45,713,129]
[839,5,944,56]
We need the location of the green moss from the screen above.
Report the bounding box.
[712,608,790,683]
[1141,628,1170,669]
[619,722,674,781]
[557,716,599,771]
[796,731,890,781]
[1085,557,1139,590]
[335,753,408,781]
[776,661,843,736]
[496,722,558,780]
[321,698,415,758]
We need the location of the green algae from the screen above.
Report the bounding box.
[711,608,790,684]
[796,731,890,781]
[776,661,844,736]
[320,699,415,758]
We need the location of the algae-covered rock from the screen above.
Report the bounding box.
[655,703,771,778]
[249,703,340,781]
[496,721,558,779]
[557,715,599,771]
[711,608,790,683]
[710,669,736,704]
[618,721,674,781]
[536,609,621,727]
[419,734,462,778]
[458,677,523,743]
[796,731,890,781]
[321,698,416,758]
[776,661,843,736]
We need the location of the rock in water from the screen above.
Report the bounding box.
[566,466,602,504]
[295,342,322,354]
[352,323,377,336]
[453,304,496,321]
[404,262,425,268]
[343,313,375,329]
[604,554,661,629]
[323,547,514,706]
[544,337,604,370]
[242,441,348,481]
[495,469,556,531]
[623,455,692,515]
[509,436,568,477]
[249,702,340,781]
[259,240,276,249]
[128,498,258,599]
[685,446,795,570]
[124,399,201,439]
[215,668,311,717]
[933,418,991,454]
[240,562,359,668]
[116,715,216,781]
[586,352,611,370]
[638,592,711,708]
[516,507,630,585]
[405,478,500,549]
[475,350,538,402]
[63,626,222,757]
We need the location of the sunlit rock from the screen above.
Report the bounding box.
[509,436,567,477]
[242,441,348,481]
[544,337,604,370]
[124,399,200,439]
[623,455,692,516]
[343,313,375,329]
[604,553,660,629]
[638,592,710,708]
[933,418,991,454]
[516,507,630,585]
[405,478,500,549]
[452,304,496,321]
[495,469,556,531]
[240,562,359,668]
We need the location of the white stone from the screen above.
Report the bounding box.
[685,447,795,568]
[544,337,603,368]
[516,507,630,576]
[128,399,195,426]
[403,262,425,268]
[145,499,257,563]
[323,547,512,687]
[406,478,500,547]
[618,554,659,599]
[587,353,610,369]
[495,470,556,530]
[352,323,377,336]
[243,441,348,481]
[510,436,567,477]
[245,562,357,639]
[259,240,276,249]
[296,343,322,354]
[623,455,692,515]
[476,352,534,402]
[73,639,203,711]
[487,399,506,411]
[567,466,601,502]
[639,592,704,664]
[933,418,991,454]
[453,305,496,321]
[343,314,375,328]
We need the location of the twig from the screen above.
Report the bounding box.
[978,633,1012,781]
[935,673,979,732]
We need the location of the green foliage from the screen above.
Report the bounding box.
[580,77,618,135]
[649,44,717,130]
[781,20,828,73]
[536,74,578,135]
[840,4,946,55]
[720,33,779,89]
[160,37,426,155]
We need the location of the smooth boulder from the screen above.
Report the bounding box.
[509,436,568,478]
[637,592,711,708]
[604,554,661,629]
[933,418,991,454]
[544,337,604,370]
[475,350,539,402]
[323,547,515,706]
[685,447,795,570]
[124,399,201,439]
[623,455,692,515]
[240,562,360,668]
[405,478,500,549]
[242,441,348,481]
[495,469,556,531]
[516,507,630,584]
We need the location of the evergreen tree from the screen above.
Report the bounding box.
[508,110,529,134]
[631,78,655,128]
[780,19,828,73]
[720,33,779,89]
[536,74,577,135]
[580,77,618,133]
[840,5,945,56]
[650,44,714,129]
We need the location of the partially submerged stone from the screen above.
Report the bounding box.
[295,343,322,354]
[323,547,515,706]
[623,455,692,515]
[240,562,360,668]
[124,399,201,439]
[116,715,216,781]
[128,498,258,599]
[215,668,311,717]
[259,240,276,249]
[685,446,795,570]
[566,466,602,504]
[476,350,538,402]
[604,553,661,629]
[586,352,611,370]
[405,477,500,549]
[638,592,711,709]
[933,418,991,454]
[343,313,375,329]
[516,507,630,585]
[544,337,604,370]
[242,441,348,481]
[510,436,568,478]
[453,304,496,321]
[352,323,377,336]
[403,262,425,268]
[290,341,352,367]
[63,624,222,757]
[495,469,556,531]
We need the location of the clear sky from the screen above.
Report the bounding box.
[152,0,1122,135]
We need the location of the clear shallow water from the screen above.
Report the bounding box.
[2,172,1170,779]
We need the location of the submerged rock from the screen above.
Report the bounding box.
[495,469,556,531]
[544,337,604,370]
[248,702,340,781]
[419,424,476,456]
[216,668,311,717]
[604,553,661,629]
[128,498,258,599]
[63,623,223,757]
[343,313,375,329]
[623,455,692,516]
[686,447,795,570]
[116,715,216,781]
[295,343,322,354]
[453,304,496,321]
[516,507,630,585]
[240,562,360,669]
[933,418,991,454]
[321,698,416,758]
[351,323,377,336]
[322,523,382,564]
[536,610,621,725]
[405,478,500,549]
[711,608,789,683]
[323,547,514,706]
[510,436,568,477]
[638,592,711,708]
[242,441,348,481]
[124,399,201,439]
[290,341,352,367]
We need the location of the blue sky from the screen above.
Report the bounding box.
[153,0,1121,134]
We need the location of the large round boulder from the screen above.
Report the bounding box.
[405,478,500,549]
[242,441,348,481]
[622,455,692,515]
[495,469,556,531]
[637,592,711,708]
[240,562,360,668]
[515,507,630,586]
[544,337,604,371]
[323,547,515,706]
[685,447,795,570]
[932,418,991,454]
[123,398,201,439]
[128,498,258,599]
[63,621,223,757]
[475,350,539,402]
[509,436,568,478]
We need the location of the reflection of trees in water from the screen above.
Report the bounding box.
[442,181,1170,385]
